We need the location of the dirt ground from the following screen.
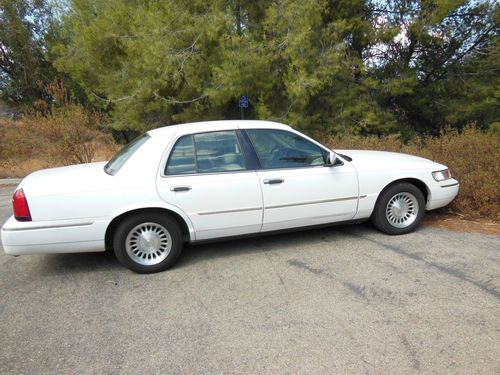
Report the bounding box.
[424,212,500,235]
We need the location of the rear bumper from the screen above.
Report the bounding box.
[1,215,108,255]
[426,180,460,210]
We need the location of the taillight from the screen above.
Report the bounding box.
[13,189,32,221]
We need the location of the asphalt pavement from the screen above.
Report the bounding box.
[0,185,499,374]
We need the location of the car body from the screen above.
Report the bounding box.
[1,120,459,272]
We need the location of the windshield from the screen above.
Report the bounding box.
[104,134,150,175]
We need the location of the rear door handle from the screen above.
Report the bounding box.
[263,178,284,185]
[171,186,192,192]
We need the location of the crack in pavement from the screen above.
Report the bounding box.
[287,259,394,305]
[348,231,500,300]
[287,259,333,278]
[400,334,421,371]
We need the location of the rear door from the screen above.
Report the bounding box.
[156,130,263,240]
[245,129,359,232]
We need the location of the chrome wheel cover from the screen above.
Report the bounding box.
[125,222,172,266]
[385,192,419,229]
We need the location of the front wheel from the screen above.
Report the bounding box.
[371,182,425,235]
[113,212,183,273]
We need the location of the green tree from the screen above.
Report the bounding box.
[252,0,398,134]
[52,0,498,135]
[53,0,396,134]
[0,0,56,105]
[52,0,226,131]
[367,0,499,133]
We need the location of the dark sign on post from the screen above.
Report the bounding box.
[239,95,249,108]
[239,95,248,119]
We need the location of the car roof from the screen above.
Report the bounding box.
[146,120,292,138]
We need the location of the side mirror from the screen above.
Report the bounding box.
[326,151,337,166]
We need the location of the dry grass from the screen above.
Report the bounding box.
[0,82,118,178]
[0,117,118,178]
[0,148,117,179]
[319,127,500,221]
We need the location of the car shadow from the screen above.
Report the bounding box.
[175,221,375,269]
[39,250,124,275]
[37,221,386,275]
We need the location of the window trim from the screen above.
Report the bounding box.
[163,130,249,177]
[160,127,344,178]
[236,130,261,170]
[243,128,330,170]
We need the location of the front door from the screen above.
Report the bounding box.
[245,129,359,232]
[156,130,263,240]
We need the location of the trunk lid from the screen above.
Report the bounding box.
[19,162,111,197]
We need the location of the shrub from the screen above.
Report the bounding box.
[0,82,118,177]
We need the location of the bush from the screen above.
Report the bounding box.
[0,82,118,177]
[320,127,500,220]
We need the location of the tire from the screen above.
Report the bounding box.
[371,182,425,235]
[113,212,183,273]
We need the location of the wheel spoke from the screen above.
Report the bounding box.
[125,222,173,266]
[385,192,419,229]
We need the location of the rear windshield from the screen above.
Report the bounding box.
[104,134,150,175]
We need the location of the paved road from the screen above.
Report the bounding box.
[0,186,499,374]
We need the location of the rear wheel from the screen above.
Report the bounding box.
[372,182,425,235]
[113,212,183,273]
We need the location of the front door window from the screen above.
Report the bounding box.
[246,129,325,169]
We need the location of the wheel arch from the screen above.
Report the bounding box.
[375,178,429,208]
[105,207,192,251]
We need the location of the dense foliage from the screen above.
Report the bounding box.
[1,0,498,136]
[0,0,57,105]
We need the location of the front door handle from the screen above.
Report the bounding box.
[263,178,284,185]
[171,185,192,192]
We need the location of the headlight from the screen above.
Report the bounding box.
[432,169,452,181]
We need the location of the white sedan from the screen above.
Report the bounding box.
[1,120,459,273]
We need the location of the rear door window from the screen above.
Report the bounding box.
[165,131,246,175]
[164,135,197,175]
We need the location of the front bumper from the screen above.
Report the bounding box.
[426,179,460,211]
